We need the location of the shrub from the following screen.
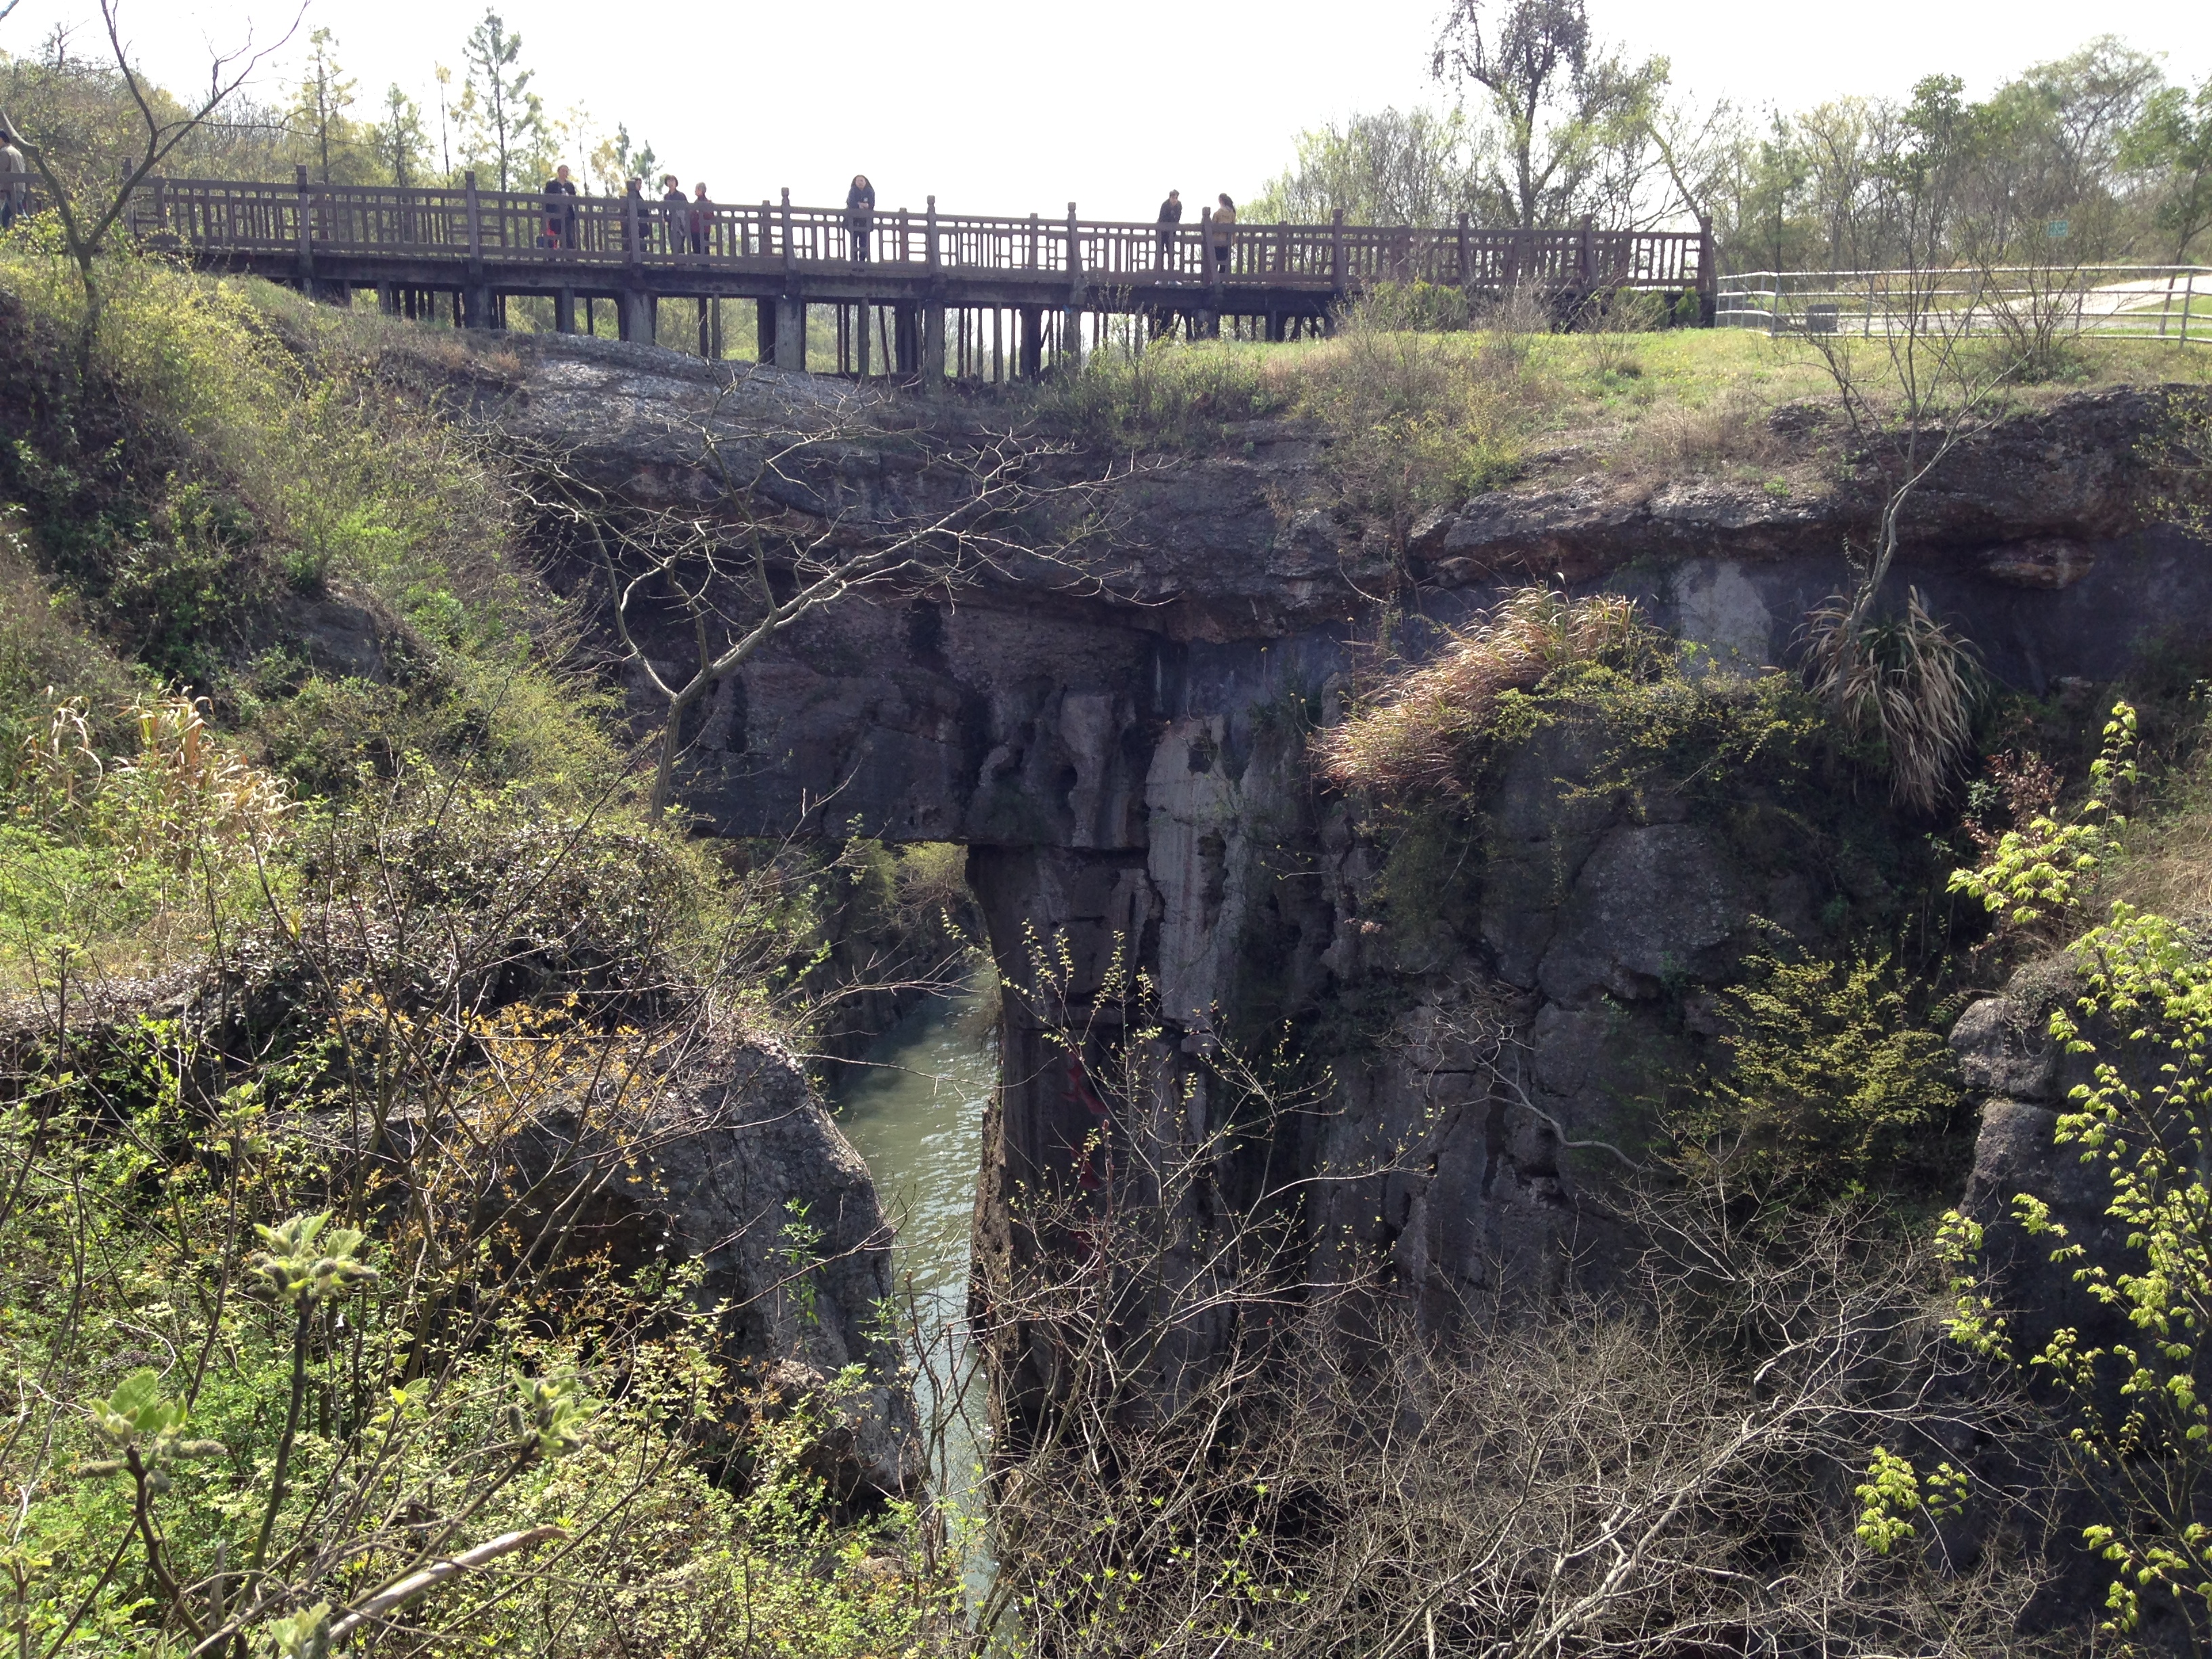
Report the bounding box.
[1630,390,1784,474]
[1293,316,1533,538]
[1668,953,1967,1204]
[1941,901,2212,1649]
[3,692,293,988]
[0,251,608,808]
[0,1008,961,1658]
[1030,337,1286,451]
[1805,586,1980,814]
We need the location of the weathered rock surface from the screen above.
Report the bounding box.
[550,1021,920,1498]
[466,333,2211,1355]
[1950,959,2131,1362]
[1412,388,2164,585]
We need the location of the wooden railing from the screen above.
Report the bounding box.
[121,173,1713,297]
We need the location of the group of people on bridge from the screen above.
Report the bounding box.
[535,165,885,260]
[1155,190,1242,274]
[528,164,1246,274]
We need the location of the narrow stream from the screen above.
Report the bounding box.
[832,981,996,1321]
[829,979,998,1582]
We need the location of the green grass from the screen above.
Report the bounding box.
[1029,317,2212,510]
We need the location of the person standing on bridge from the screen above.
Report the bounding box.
[621,178,648,253]
[1156,189,1182,272]
[846,174,876,264]
[0,129,28,232]
[660,174,688,255]
[689,183,714,255]
[1210,193,1236,276]
[542,163,578,249]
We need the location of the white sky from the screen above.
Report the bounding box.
[4,0,2209,215]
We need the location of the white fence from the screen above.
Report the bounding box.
[1716,266,2209,344]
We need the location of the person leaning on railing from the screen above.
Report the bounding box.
[1157,189,1182,271]
[1210,193,1235,275]
[0,127,28,232]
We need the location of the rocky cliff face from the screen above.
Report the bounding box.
[474,333,2205,1350]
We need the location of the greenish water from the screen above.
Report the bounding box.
[830,982,997,1588]
[831,985,996,1322]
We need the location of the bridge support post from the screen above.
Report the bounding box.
[1698,214,1717,326]
[894,304,920,375]
[1018,307,1043,381]
[554,287,576,334]
[293,165,314,291]
[920,304,944,384]
[774,298,806,370]
[756,299,775,362]
[462,285,495,329]
[1061,201,1084,375]
[377,283,399,317]
[620,290,654,343]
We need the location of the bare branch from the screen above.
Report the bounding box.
[325,1526,567,1646]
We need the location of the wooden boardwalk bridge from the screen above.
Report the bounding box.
[123,169,1718,377]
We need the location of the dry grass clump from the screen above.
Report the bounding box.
[1316,588,1655,796]
[1630,391,1784,475]
[1803,586,1977,813]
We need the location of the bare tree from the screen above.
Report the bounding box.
[950,937,2070,1656]
[0,0,300,367]
[525,377,1115,815]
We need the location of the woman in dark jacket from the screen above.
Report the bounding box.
[846,174,876,264]
[660,173,688,255]
[688,183,714,255]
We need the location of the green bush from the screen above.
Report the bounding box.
[1031,336,1288,451]
[1669,953,1967,1204]
[0,1018,961,1658]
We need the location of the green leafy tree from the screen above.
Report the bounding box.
[2125,75,2212,262]
[370,81,428,187]
[589,121,657,194]
[1942,905,2212,1647]
[1250,106,1485,226]
[1428,0,1669,229]
[1948,701,2138,943]
[459,9,543,190]
[287,26,358,184]
[1939,714,2212,1647]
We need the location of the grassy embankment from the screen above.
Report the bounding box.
[0,248,972,1658]
[1032,312,2212,538]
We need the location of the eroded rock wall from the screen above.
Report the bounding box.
[478,334,2207,1352]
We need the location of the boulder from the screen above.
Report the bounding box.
[511,1021,922,1500]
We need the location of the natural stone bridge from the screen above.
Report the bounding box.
[488,334,2206,1342]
